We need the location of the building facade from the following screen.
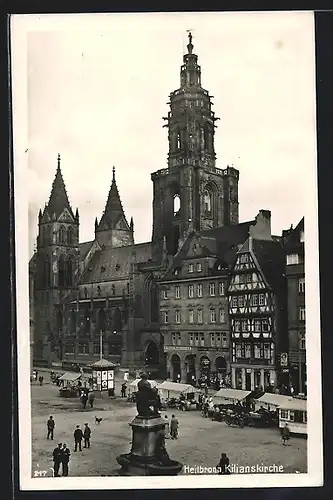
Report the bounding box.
[284,218,306,395]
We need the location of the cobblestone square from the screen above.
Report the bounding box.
[31,382,307,478]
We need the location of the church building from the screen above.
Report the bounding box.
[30,33,302,391]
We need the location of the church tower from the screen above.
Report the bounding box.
[95,166,134,248]
[34,154,79,359]
[151,33,239,255]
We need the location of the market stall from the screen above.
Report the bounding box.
[255,393,293,411]
[278,397,307,435]
[157,381,200,407]
[212,388,252,404]
[58,372,82,398]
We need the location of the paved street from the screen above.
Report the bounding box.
[31,381,307,478]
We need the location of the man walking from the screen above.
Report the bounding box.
[170,414,179,439]
[281,423,290,446]
[52,443,63,477]
[83,423,91,448]
[121,383,127,398]
[73,425,83,451]
[88,390,95,408]
[164,415,170,439]
[61,443,71,476]
[47,415,55,440]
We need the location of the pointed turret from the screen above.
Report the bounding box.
[130,217,134,231]
[46,154,74,220]
[95,167,134,248]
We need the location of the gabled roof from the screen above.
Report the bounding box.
[45,155,74,220]
[79,241,94,262]
[251,238,285,290]
[283,217,304,253]
[80,242,153,284]
[96,167,130,232]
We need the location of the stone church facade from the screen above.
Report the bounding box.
[30,34,303,390]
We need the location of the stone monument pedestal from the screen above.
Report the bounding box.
[117,415,183,476]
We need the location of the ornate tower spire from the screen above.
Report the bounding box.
[95,166,134,248]
[46,154,74,219]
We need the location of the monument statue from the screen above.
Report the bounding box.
[136,373,161,417]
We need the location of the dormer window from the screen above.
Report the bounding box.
[188,263,194,273]
[193,244,197,252]
[197,262,202,272]
[300,231,305,243]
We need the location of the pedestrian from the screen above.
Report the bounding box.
[47,415,55,440]
[73,425,83,451]
[121,383,127,398]
[83,423,91,448]
[81,391,88,409]
[170,414,179,439]
[217,453,230,475]
[39,375,44,386]
[281,423,290,446]
[164,415,170,439]
[88,390,95,408]
[61,443,71,476]
[52,442,63,477]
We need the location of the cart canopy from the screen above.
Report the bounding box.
[255,393,294,408]
[157,381,200,394]
[213,388,251,402]
[58,372,81,382]
[278,397,307,412]
[129,378,158,389]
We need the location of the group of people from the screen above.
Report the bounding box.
[80,389,95,409]
[163,414,179,439]
[48,416,92,476]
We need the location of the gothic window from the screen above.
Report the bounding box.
[113,307,122,333]
[176,130,181,150]
[58,255,66,287]
[204,189,212,213]
[46,226,51,245]
[59,226,65,244]
[67,227,73,245]
[66,258,73,286]
[173,195,181,215]
[43,257,51,287]
[84,305,90,334]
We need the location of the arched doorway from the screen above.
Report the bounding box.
[185,354,196,384]
[200,356,211,383]
[215,356,227,382]
[170,354,181,382]
[145,341,159,367]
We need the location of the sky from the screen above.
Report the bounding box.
[17,12,316,257]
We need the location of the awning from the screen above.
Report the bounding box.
[256,393,294,408]
[278,398,307,412]
[157,381,200,393]
[129,379,157,389]
[213,389,252,401]
[58,372,81,382]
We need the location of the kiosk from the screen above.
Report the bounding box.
[91,358,116,396]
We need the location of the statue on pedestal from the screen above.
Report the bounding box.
[136,373,161,417]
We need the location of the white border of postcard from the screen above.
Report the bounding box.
[11,12,323,490]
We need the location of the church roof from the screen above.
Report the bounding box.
[45,154,74,220]
[97,167,129,231]
[80,242,153,284]
[79,241,94,262]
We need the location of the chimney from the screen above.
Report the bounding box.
[249,209,272,240]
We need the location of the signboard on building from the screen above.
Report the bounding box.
[164,346,192,352]
[280,353,288,367]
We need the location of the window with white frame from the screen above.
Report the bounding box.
[189,333,194,345]
[235,344,242,358]
[240,254,248,263]
[241,320,248,332]
[246,273,252,283]
[194,333,199,346]
[299,278,305,293]
[262,319,269,332]
[175,286,180,299]
[259,294,265,306]
[219,282,225,296]
[254,319,261,332]
[175,310,181,324]
[215,333,222,347]
[197,309,203,323]
[210,309,216,323]
[239,274,246,284]
[210,333,215,347]
[78,343,89,354]
[188,263,194,273]
[252,294,258,306]
[200,333,205,346]
[289,411,295,422]
[231,296,238,307]
[238,295,245,307]
[219,309,225,323]
[188,309,194,324]
[162,289,168,299]
[244,344,251,358]
[172,332,181,345]
[197,262,202,272]
[280,410,289,419]
[299,307,306,321]
[234,320,241,332]
[162,311,169,324]
[221,333,228,348]
[263,344,271,360]
[287,254,299,265]
[254,344,261,359]
[197,284,203,297]
[209,283,216,296]
[188,285,194,298]
[300,336,306,350]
